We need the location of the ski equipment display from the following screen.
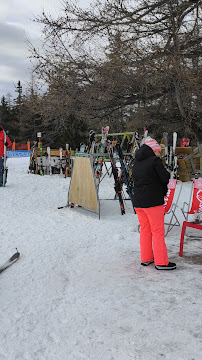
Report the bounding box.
[0,249,20,274]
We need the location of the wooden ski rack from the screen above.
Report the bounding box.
[29,147,73,176]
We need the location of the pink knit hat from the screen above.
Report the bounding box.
[145,137,161,152]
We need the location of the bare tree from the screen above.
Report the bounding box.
[29,0,202,140]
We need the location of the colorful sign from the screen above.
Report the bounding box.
[7,150,31,158]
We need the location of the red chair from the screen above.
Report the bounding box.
[179,178,202,257]
[164,179,182,236]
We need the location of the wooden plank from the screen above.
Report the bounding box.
[95,132,135,138]
[35,149,68,157]
[177,159,191,182]
[68,157,99,212]
[176,147,194,155]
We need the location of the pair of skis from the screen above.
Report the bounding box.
[29,141,37,174]
[107,141,136,215]
[114,143,134,206]
[107,144,125,215]
[163,132,178,179]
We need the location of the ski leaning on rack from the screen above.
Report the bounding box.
[89,130,96,154]
[115,143,134,208]
[163,132,178,179]
[39,142,43,175]
[94,126,109,179]
[140,128,148,146]
[170,132,178,179]
[163,132,169,169]
[107,145,125,215]
[29,141,37,174]
[0,249,20,274]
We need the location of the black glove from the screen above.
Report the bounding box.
[5,142,8,146]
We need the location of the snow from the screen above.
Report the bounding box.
[0,157,202,360]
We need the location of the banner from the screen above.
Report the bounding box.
[189,179,202,214]
[164,179,177,213]
[7,150,31,158]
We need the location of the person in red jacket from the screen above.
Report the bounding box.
[0,126,12,185]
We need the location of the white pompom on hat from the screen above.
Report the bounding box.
[145,136,161,152]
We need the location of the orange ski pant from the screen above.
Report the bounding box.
[135,205,169,266]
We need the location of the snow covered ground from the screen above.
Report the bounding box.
[0,157,202,360]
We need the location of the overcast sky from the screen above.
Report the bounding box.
[0,0,91,100]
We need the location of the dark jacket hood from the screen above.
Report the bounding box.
[135,144,155,161]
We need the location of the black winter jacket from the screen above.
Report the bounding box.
[132,144,170,208]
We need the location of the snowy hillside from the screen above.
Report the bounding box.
[0,157,202,360]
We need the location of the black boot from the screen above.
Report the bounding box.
[155,262,176,270]
[141,260,154,266]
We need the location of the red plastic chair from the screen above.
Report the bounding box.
[164,179,182,236]
[179,179,202,257]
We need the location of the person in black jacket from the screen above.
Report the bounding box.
[132,137,176,270]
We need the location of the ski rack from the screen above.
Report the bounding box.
[67,150,136,218]
[29,146,72,176]
[183,143,202,179]
[94,131,140,152]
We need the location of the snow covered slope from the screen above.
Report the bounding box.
[0,157,201,360]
